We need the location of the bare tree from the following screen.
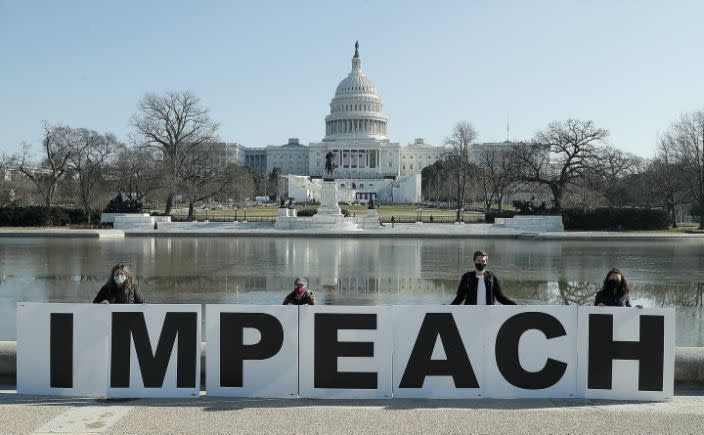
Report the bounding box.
[594,146,648,207]
[648,135,687,227]
[130,91,219,214]
[0,153,13,205]
[179,150,234,219]
[221,165,256,205]
[443,121,478,222]
[107,145,163,204]
[668,110,704,229]
[67,128,118,223]
[513,119,608,211]
[14,124,74,223]
[477,148,517,212]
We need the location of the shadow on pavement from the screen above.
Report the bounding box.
[1,388,679,411]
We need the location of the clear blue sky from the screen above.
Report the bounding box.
[1,0,703,157]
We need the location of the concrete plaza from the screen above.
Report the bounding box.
[1,389,703,434]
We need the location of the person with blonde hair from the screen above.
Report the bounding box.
[93,264,146,304]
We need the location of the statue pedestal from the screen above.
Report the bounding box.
[311,180,345,225]
[360,208,381,229]
[274,207,298,229]
[274,180,359,230]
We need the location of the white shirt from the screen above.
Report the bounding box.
[476,273,487,305]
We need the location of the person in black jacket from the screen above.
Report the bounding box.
[93,264,146,304]
[282,277,316,305]
[594,268,643,308]
[450,250,516,305]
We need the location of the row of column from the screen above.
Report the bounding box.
[326,119,387,135]
[331,149,379,169]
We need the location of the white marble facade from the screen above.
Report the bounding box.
[226,43,523,203]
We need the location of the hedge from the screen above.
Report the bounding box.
[0,206,100,226]
[561,208,670,231]
[295,208,351,217]
[485,207,669,230]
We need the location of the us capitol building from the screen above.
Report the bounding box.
[219,42,513,203]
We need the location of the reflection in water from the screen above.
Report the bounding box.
[0,237,703,345]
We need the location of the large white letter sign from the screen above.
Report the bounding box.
[392,306,487,398]
[206,305,298,398]
[106,304,201,398]
[17,303,109,397]
[299,305,392,399]
[484,305,578,399]
[577,307,675,401]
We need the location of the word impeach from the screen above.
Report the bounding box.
[16,304,675,401]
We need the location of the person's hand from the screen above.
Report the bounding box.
[597,303,606,307]
[100,300,109,304]
[635,305,643,309]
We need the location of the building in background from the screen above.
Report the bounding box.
[228,43,517,203]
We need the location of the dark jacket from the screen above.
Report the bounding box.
[282,289,316,305]
[93,283,146,304]
[450,270,516,305]
[594,288,631,307]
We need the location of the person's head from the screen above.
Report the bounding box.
[109,264,134,291]
[294,277,308,295]
[602,268,630,294]
[473,250,488,272]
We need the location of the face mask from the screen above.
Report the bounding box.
[475,263,486,271]
[114,274,127,285]
[606,279,619,290]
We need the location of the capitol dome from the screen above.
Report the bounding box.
[324,42,388,141]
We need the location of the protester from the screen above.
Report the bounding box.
[594,268,643,308]
[450,250,516,305]
[282,277,316,305]
[93,264,146,304]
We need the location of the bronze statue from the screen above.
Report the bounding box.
[325,151,336,177]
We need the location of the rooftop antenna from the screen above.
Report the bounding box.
[506,113,510,142]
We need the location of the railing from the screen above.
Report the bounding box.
[379,216,485,224]
[168,215,485,224]
[170,215,276,223]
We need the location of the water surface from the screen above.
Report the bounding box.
[1,237,702,344]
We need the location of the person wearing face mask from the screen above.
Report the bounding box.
[282,277,316,305]
[594,268,643,308]
[93,264,146,304]
[450,250,516,305]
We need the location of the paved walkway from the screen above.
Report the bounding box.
[1,390,703,434]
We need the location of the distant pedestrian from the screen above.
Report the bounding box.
[93,264,146,304]
[429,214,434,223]
[391,216,396,228]
[594,268,643,308]
[282,277,316,305]
[451,250,515,305]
